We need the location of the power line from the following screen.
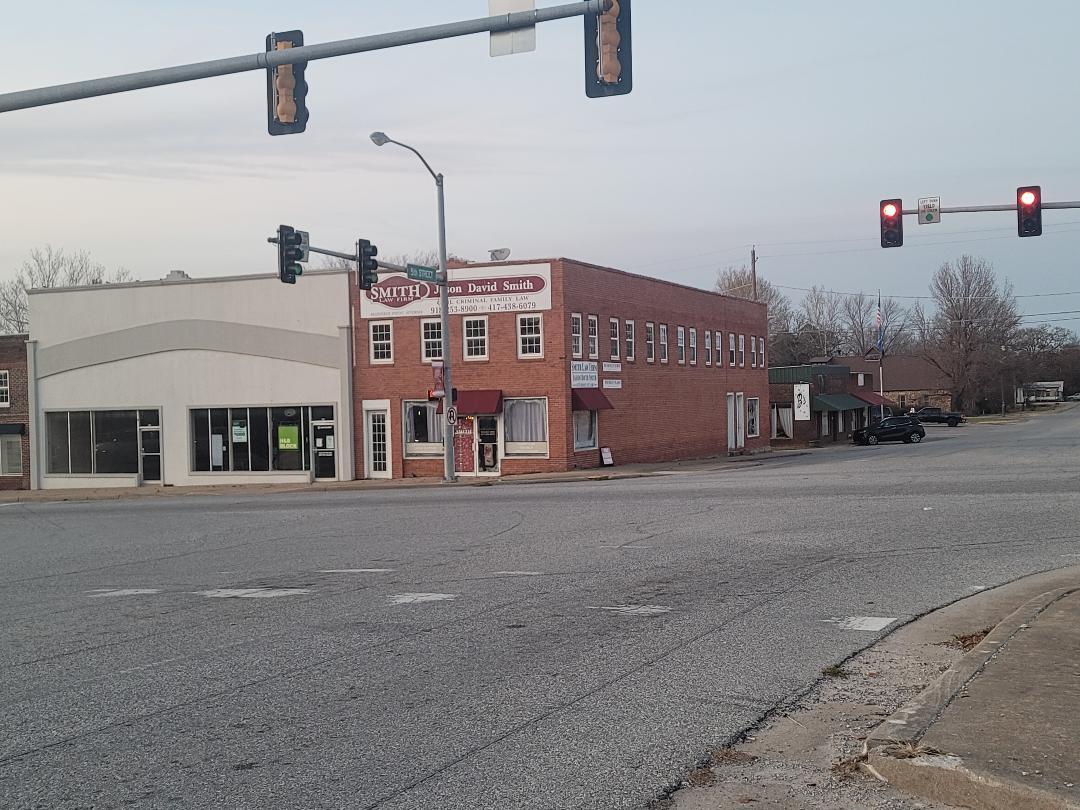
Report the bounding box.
[772,282,1080,302]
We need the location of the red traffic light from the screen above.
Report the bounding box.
[1019,190,1037,207]
[882,202,898,218]
[1017,185,1042,237]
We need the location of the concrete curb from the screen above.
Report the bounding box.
[864,586,1080,810]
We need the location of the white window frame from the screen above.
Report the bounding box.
[715,332,723,368]
[609,317,620,361]
[369,321,394,364]
[587,315,599,359]
[420,318,443,363]
[645,322,655,363]
[704,330,712,366]
[403,400,444,457]
[677,326,686,364]
[750,335,757,368]
[747,398,761,438]
[659,324,669,363]
[729,332,736,366]
[689,328,698,365]
[759,338,765,368]
[625,320,635,362]
[504,396,549,457]
[463,315,488,361]
[517,313,544,359]
[738,334,746,367]
[573,409,599,451]
[0,433,21,476]
[0,369,9,407]
[570,313,583,359]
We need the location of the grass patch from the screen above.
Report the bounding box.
[821,664,850,679]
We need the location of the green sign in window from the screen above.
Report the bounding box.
[277,424,300,451]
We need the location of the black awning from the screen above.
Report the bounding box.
[0,423,25,435]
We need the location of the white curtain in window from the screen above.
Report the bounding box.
[505,399,547,442]
[778,406,794,438]
[1,435,21,475]
[573,410,597,450]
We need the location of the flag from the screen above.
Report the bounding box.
[875,292,885,354]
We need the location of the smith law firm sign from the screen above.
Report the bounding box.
[359,263,552,319]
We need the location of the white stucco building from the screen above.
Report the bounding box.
[27,270,354,489]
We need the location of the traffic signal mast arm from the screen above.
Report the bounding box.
[265,236,408,273]
[891,199,1080,215]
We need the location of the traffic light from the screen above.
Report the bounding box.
[1017,186,1042,237]
[358,239,379,291]
[266,30,309,136]
[584,0,632,98]
[277,225,305,284]
[880,199,903,248]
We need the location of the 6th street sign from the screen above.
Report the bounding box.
[406,264,439,283]
[918,196,941,224]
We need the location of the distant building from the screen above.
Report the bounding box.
[828,355,953,412]
[768,363,879,447]
[0,334,30,490]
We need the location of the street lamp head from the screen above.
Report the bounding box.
[369,131,390,146]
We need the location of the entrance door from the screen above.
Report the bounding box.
[453,416,475,474]
[475,415,500,475]
[139,427,161,483]
[365,410,390,479]
[726,393,736,451]
[735,392,746,449]
[312,421,336,480]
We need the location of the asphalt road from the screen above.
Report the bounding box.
[2,407,1078,810]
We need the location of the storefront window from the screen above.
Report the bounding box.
[504,398,548,456]
[0,434,22,476]
[573,410,597,450]
[747,398,760,438]
[772,405,793,439]
[46,410,140,475]
[191,406,321,473]
[404,401,443,456]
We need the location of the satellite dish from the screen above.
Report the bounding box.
[489,248,511,261]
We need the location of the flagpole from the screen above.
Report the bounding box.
[877,290,885,421]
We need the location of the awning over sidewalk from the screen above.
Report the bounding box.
[813,393,867,412]
[571,389,615,411]
[852,390,892,407]
[436,389,503,415]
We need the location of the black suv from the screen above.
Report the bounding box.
[852,415,926,446]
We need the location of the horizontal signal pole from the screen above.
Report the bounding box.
[900,200,1080,215]
[266,237,405,272]
[0,0,609,114]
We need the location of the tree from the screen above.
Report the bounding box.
[913,255,1021,413]
[714,265,794,364]
[0,246,131,334]
[839,291,911,356]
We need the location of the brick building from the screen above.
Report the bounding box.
[829,355,952,411]
[0,334,30,490]
[353,258,770,478]
[768,363,888,447]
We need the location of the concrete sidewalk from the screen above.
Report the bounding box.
[0,448,810,504]
[866,586,1080,809]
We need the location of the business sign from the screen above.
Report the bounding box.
[603,362,622,373]
[571,360,598,388]
[231,422,248,443]
[602,378,622,389]
[359,263,551,318]
[794,384,811,421]
[278,424,300,451]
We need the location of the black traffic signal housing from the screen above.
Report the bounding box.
[1017,186,1042,237]
[584,0,632,97]
[266,30,309,136]
[880,199,903,248]
[358,239,379,291]
[277,225,305,284]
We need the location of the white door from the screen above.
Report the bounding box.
[726,393,736,451]
[365,410,390,479]
[735,392,746,449]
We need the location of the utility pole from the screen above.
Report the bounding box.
[750,245,758,302]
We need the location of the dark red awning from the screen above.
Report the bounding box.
[852,390,891,407]
[571,389,615,411]
[436,389,503,415]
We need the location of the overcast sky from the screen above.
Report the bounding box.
[2,1,1079,330]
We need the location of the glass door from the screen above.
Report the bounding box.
[312,421,336,479]
[138,409,161,483]
[366,410,389,479]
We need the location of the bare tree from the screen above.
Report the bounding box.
[913,255,1021,413]
[0,246,131,334]
[795,285,845,357]
[839,292,910,356]
[714,265,794,364]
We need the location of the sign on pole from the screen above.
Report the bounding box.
[489,0,537,56]
[445,406,458,425]
[406,264,439,283]
[918,196,941,225]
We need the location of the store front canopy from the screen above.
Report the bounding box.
[812,393,867,412]
[852,390,891,407]
[571,389,615,411]
[436,389,503,415]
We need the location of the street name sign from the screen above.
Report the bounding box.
[407,264,439,283]
[918,196,941,225]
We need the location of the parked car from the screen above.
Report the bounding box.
[852,415,926,445]
[907,406,964,427]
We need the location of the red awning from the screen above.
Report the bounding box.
[852,390,891,407]
[571,389,615,411]
[436,389,503,415]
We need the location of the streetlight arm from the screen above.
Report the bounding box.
[386,138,440,183]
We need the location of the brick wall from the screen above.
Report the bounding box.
[0,335,30,490]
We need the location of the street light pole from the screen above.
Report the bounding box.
[370,132,456,482]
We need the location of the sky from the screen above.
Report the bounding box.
[2,1,1079,331]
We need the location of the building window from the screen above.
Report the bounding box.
[750,336,757,368]
[404,400,444,456]
[771,405,793,438]
[571,313,583,359]
[677,326,686,364]
[46,409,152,476]
[715,332,723,367]
[573,410,598,451]
[0,434,21,476]
[838,409,845,433]
[747,398,760,437]
[646,322,655,363]
[759,338,765,368]
[689,328,698,365]
[704,330,712,366]
[464,316,488,360]
[421,319,443,362]
[738,334,746,367]
[659,324,669,363]
[587,315,599,359]
[609,317,620,360]
[898,394,907,409]
[729,332,736,366]
[820,410,828,436]
[504,397,548,456]
[370,321,393,364]
[518,314,543,358]
[625,320,635,361]
[190,406,319,473]
[857,373,866,387]
[0,370,9,407]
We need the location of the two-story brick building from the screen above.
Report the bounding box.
[0,334,30,490]
[353,258,770,478]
